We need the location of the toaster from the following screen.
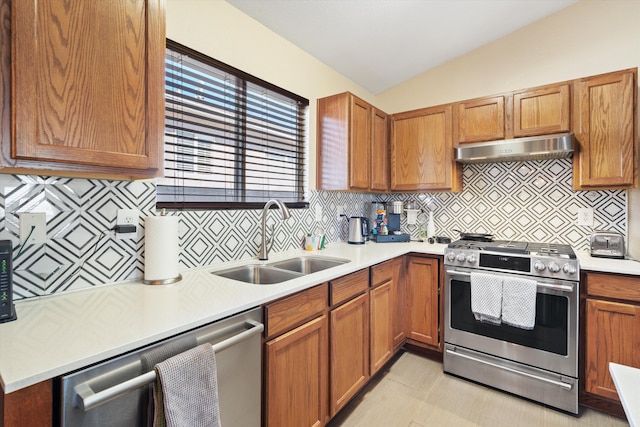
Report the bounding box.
[590,231,625,259]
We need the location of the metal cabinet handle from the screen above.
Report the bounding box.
[75,320,264,412]
[445,348,573,390]
[445,270,574,293]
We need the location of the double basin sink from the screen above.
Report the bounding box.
[211,255,350,285]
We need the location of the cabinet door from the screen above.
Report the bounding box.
[406,257,440,347]
[349,96,372,190]
[513,84,570,137]
[390,105,461,191]
[372,257,406,348]
[266,315,328,427]
[573,69,637,189]
[370,281,393,375]
[12,0,164,176]
[330,293,369,416]
[585,299,640,401]
[370,107,389,192]
[455,96,506,143]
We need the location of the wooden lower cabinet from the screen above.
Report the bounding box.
[369,281,393,375]
[1,380,53,427]
[585,299,640,400]
[406,256,440,348]
[265,315,329,427]
[329,293,369,416]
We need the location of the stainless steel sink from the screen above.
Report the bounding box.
[211,255,350,285]
[212,264,303,285]
[269,256,350,274]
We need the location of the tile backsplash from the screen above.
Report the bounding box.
[0,158,627,300]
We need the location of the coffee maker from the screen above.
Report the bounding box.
[371,201,410,243]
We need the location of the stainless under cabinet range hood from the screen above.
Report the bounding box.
[454,132,574,164]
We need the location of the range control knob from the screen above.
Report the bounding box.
[466,254,477,264]
[547,262,560,273]
[446,252,456,262]
[562,264,577,275]
[456,253,467,262]
[534,261,546,271]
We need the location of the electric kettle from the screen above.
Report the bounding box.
[346,216,369,244]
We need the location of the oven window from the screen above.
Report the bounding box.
[450,279,568,355]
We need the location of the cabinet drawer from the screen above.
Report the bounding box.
[265,283,328,338]
[586,273,640,303]
[371,258,402,288]
[330,269,369,306]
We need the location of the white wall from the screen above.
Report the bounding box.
[376,0,640,113]
[376,0,640,259]
[166,0,377,190]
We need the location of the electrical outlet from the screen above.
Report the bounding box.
[315,205,323,222]
[576,207,594,226]
[19,212,46,245]
[116,209,139,239]
[336,205,345,220]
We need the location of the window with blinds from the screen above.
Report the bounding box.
[157,40,309,209]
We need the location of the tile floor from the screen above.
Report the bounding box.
[327,351,629,427]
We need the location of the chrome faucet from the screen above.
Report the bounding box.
[259,199,291,260]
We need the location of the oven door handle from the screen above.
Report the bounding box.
[445,270,574,293]
[445,348,573,390]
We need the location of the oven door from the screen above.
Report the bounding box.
[444,267,578,378]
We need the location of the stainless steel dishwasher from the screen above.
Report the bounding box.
[60,307,263,426]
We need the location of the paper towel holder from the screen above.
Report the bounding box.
[143,209,183,286]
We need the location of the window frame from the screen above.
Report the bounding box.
[157,40,310,210]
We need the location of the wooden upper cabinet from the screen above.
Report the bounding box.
[317,92,390,192]
[370,108,389,192]
[573,69,637,189]
[454,96,506,144]
[513,84,571,137]
[9,0,165,179]
[390,104,461,192]
[350,97,372,190]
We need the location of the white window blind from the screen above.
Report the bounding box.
[157,40,309,209]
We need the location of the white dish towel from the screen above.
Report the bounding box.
[154,344,222,427]
[502,277,538,330]
[470,272,503,325]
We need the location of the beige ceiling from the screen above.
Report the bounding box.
[226,0,578,95]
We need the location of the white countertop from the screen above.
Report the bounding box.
[2,241,640,394]
[577,250,640,275]
[0,241,445,393]
[610,362,639,426]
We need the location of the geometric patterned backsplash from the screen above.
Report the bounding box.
[0,157,627,300]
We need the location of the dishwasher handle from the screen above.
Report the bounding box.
[75,319,264,412]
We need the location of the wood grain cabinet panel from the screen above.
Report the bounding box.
[585,299,640,401]
[369,281,393,375]
[1,380,53,427]
[513,84,570,137]
[9,0,165,178]
[573,68,637,189]
[455,96,506,143]
[371,107,389,192]
[317,92,389,192]
[390,104,461,191]
[406,256,440,348]
[372,257,406,348]
[329,293,369,416]
[266,315,329,427]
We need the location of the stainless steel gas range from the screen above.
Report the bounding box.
[443,239,580,414]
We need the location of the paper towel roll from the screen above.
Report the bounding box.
[144,215,181,285]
